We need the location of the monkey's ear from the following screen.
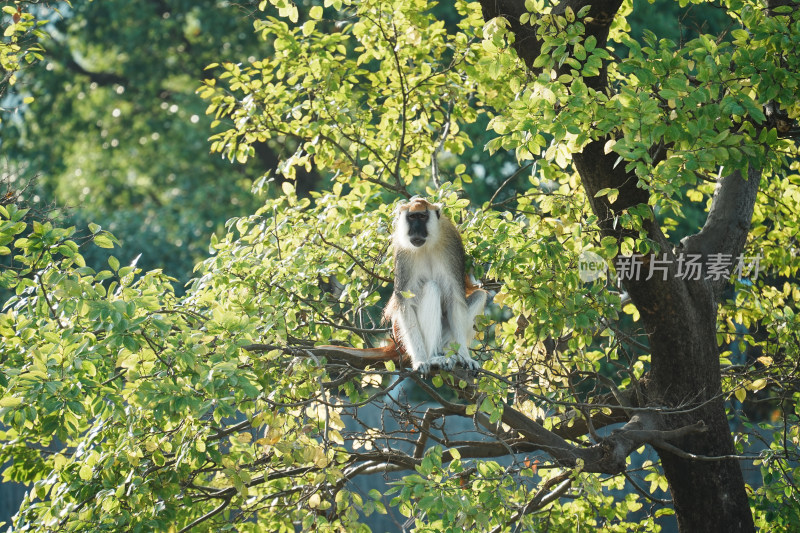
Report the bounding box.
[432,202,442,218]
[393,201,407,217]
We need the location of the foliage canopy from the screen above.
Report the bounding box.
[1,0,278,286]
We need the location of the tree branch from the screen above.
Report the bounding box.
[247,344,710,474]
[680,162,761,302]
[430,369,709,474]
[549,391,632,442]
[177,496,231,533]
[491,472,574,533]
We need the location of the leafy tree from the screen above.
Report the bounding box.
[2,1,800,533]
[1,0,324,287]
[0,2,45,100]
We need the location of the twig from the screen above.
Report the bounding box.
[624,472,672,505]
[430,101,453,188]
[317,232,392,284]
[486,162,535,209]
[37,268,67,330]
[178,495,231,532]
[491,472,574,533]
[414,407,447,458]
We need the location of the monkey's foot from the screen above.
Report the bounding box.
[413,363,431,377]
[414,356,450,377]
[452,353,481,375]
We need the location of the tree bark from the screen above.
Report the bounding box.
[575,143,755,532]
[477,0,758,530]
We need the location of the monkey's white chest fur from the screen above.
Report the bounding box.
[404,253,460,303]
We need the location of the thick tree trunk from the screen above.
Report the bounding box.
[642,290,752,532]
[637,278,752,531]
[574,142,756,531]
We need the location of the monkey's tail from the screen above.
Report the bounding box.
[465,274,488,297]
[311,342,408,368]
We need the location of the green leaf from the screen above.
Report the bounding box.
[734,387,746,403]
[94,234,115,249]
[79,465,93,481]
[0,396,22,407]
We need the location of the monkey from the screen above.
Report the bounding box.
[314,197,487,376]
[382,197,488,376]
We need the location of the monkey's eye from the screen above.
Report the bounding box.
[408,212,429,221]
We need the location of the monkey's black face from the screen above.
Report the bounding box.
[406,211,430,247]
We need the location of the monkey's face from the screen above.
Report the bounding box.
[407,210,432,247]
[395,198,441,250]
